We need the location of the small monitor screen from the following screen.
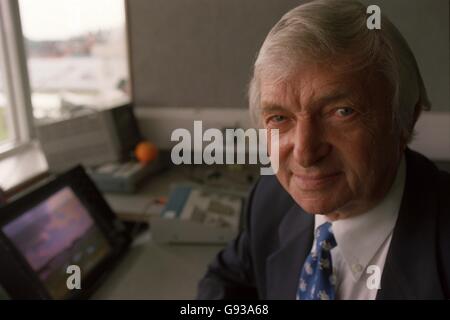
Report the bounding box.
[2,187,111,299]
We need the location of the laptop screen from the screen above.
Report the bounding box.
[2,186,112,299]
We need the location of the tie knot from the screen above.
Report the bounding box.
[315,222,336,252]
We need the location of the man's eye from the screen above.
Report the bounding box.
[335,107,355,117]
[268,115,287,123]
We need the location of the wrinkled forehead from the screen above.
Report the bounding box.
[258,61,372,108]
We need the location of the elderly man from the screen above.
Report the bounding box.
[197,0,450,300]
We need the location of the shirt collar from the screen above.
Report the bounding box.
[315,155,406,281]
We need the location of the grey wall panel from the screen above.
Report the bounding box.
[129,0,449,111]
[129,0,301,108]
[360,0,449,112]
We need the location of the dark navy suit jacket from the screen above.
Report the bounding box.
[197,149,450,299]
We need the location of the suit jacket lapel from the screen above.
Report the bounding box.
[377,149,445,299]
[265,205,314,299]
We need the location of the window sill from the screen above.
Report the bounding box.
[0,140,49,198]
[0,141,34,160]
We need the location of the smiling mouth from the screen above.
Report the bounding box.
[292,172,342,190]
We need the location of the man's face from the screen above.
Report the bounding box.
[260,62,404,219]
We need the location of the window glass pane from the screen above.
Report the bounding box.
[19,0,130,120]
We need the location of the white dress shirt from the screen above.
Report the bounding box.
[313,156,406,300]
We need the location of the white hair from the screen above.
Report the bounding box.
[248,0,430,142]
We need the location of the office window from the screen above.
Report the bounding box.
[19,0,130,120]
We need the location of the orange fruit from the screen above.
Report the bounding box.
[134,141,158,165]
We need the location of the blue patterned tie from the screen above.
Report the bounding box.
[296,222,337,300]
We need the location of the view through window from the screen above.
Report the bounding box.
[19,0,130,121]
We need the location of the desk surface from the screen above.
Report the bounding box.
[94,163,255,299]
[104,162,259,221]
[92,232,224,299]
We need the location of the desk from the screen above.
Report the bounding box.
[92,163,256,299]
[103,162,259,222]
[92,233,224,299]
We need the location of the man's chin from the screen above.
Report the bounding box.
[287,178,352,214]
[291,194,345,215]
[296,202,336,215]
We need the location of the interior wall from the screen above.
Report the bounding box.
[128,0,301,109]
[128,0,449,111]
[359,0,449,112]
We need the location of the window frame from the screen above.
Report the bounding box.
[0,0,35,159]
[0,0,133,160]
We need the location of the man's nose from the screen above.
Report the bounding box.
[292,118,330,168]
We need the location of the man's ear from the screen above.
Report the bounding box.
[412,100,422,128]
[401,100,422,148]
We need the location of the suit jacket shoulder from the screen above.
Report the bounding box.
[377,149,450,299]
